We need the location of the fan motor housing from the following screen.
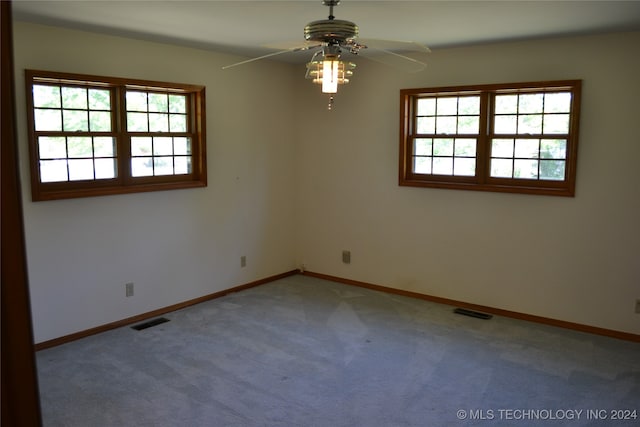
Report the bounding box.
[304,19,359,42]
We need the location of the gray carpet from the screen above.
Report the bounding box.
[36,275,640,426]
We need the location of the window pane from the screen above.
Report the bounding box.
[414,138,432,155]
[35,109,62,131]
[514,159,539,179]
[540,139,566,159]
[494,115,517,134]
[454,158,475,176]
[174,137,191,155]
[33,85,60,108]
[61,87,87,109]
[457,116,479,134]
[39,137,66,159]
[490,158,513,178]
[89,111,111,132]
[94,137,115,157]
[416,117,435,134]
[131,157,153,177]
[543,113,570,134]
[433,139,454,156]
[416,98,435,115]
[88,89,110,110]
[436,116,456,134]
[40,160,68,182]
[63,109,89,131]
[149,113,169,132]
[169,94,187,113]
[518,94,543,113]
[153,137,173,155]
[414,156,431,174]
[517,114,542,134]
[437,97,457,115]
[514,139,539,159]
[491,139,514,157]
[544,92,571,113]
[154,157,174,175]
[495,94,517,114]
[68,137,92,158]
[68,159,94,181]
[458,96,480,115]
[169,114,187,132]
[540,160,566,181]
[433,157,453,175]
[454,139,476,156]
[148,93,168,112]
[131,137,152,156]
[174,156,191,174]
[94,158,117,179]
[126,91,147,111]
[127,112,148,132]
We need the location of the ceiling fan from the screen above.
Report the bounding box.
[222,0,430,109]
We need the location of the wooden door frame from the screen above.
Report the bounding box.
[1,1,43,425]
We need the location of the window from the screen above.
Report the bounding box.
[399,80,581,196]
[25,70,206,201]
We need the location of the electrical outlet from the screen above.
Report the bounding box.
[125,282,134,297]
[240,255,247,268]
[342,250,351,264]
[635,299,640,314]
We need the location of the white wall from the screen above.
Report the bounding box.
[14,23,298,343]
[294,32,640,335]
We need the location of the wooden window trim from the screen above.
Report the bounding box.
[25,70,207,201]
[399,80,581,197]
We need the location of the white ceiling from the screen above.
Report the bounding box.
[12,0,640,64]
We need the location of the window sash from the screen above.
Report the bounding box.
[399,81,581,196]
[26,70,207,201]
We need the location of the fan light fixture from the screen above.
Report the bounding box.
[305,53,356,94]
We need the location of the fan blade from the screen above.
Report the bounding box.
[356,48,428,73]
[264,40,323,51]
[358,38,431,54]
[350,38,430,73]
[222,45,321,70]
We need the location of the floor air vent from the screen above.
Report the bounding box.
[454,308,493,320]
[131,317,170,331]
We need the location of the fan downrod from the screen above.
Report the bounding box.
[323,0,340,20]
